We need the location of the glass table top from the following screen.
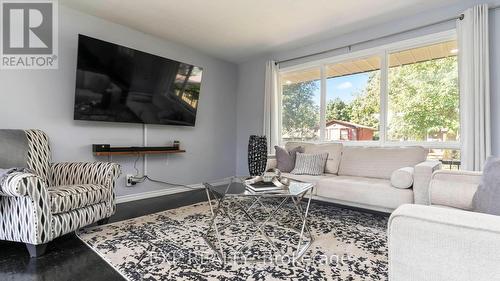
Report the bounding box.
[204,176,314,197]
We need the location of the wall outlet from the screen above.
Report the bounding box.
[126,174,135,187]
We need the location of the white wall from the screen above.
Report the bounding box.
[0,5,238,197]
[235,0,500,175]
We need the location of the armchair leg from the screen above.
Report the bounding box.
[97,218,110,225]
[26,243,48,258]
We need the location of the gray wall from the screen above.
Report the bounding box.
[491,7,500,156]
[0,5,238,197]
[235,0,500,175]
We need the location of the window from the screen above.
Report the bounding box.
[427,149,461,170]
[387,40,459,142]
[325,56,381,141]
[281,67,321,142]
[279,32,460,166]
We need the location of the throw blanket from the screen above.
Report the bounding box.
[0,167,33,187]
[0,129,29,169]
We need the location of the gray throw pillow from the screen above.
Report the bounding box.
[473,156,500,215]
[291,152,328,176]
[274,145,303,173]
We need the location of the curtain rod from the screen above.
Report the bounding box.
[275,4,500,65]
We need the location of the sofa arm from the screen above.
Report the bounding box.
[413,160,441,205]
[429,170,482,210]
[50,162,121,187]
[388,204,500,281]
[266,155,277,170]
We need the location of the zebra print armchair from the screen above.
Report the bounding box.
[0,129,121,257]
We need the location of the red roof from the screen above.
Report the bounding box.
[326,119,376,130]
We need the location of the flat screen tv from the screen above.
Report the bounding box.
[74,34,203,126]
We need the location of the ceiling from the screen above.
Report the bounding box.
[60,0,466,63]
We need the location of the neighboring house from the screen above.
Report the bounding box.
[324,120,376,141]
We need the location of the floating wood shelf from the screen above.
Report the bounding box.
[94,149,186,156]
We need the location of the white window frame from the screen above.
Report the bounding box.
[278,29,459,150]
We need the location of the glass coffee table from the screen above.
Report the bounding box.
[203,177,314,262]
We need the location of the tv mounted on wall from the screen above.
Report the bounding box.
[73,34,203,126]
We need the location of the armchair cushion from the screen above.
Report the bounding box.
[473,156,500,215]
[48,184,112,214]
[0,129,30,168]
[430,170,482,210]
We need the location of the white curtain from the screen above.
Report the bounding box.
[458,4,491,171]
[263,60,281,154]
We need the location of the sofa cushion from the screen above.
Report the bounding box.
[285,142,343,174]
[275,145,303,172]
[316,176,414,209]
[338,146,427,179]
[282,173,336,196]
[48,184,111,214]
[391,167,414,189]
[291,152,328,176]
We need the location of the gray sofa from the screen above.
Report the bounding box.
[388,170,500,281]
[267,142,441,212]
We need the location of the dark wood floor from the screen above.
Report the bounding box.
[0,189,207,281]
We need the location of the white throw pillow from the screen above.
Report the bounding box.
[291,152,328,176]
[390,167,414,189]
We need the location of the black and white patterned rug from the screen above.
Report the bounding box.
[77,200,389,281]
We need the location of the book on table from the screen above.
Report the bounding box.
[245,181,285,192]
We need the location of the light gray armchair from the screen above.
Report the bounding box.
[388,170,500,281]
[0,129,121,257]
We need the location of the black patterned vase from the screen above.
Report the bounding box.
[248,135,268,176]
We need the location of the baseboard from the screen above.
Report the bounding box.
[115,180,230,204]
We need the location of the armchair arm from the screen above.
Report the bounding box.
[429,170,482,210]
[388,204,500,281]
[413,160,441,205]
[50,162,121,187]
[0,173,52,244]
[431,169,482,183]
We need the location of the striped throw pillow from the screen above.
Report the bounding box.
[291,152,329,176]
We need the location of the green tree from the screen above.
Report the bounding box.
[282,81,319,140]
[350,71,380,130]
[281,56,459,143]
[326,97,352,122]
[387,57,459,141]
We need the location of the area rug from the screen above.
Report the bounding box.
[76,200,389,281]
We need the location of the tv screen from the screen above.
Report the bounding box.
[74,35,203,126]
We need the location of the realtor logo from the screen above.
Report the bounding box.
[1,0,58,69]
